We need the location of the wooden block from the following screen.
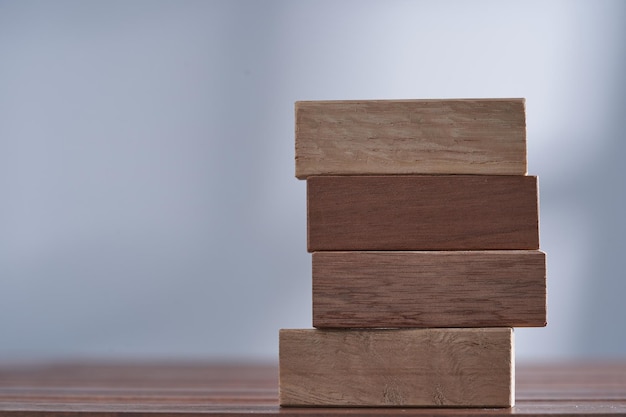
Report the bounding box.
[313,250,546,328]
[307,175,539,251]
[295,99,526,179]
[279,328,514,407]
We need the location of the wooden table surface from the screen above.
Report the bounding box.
[1,361,625,416]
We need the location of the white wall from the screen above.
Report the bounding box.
[1,0,624,361]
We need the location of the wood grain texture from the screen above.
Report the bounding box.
[295,99,527,179]
[312,250,546,328]
[307,175,539,251]
[2,361,626,415]
[279,328,514,407]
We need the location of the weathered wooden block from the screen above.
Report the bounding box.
[279,328,514,407]
[307,175,539,251]
[313,250,546,328]
[295,99,526,179]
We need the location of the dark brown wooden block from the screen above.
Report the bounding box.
[279,328,514,407]
[313,250,546,328]
[295,99,526,179]
[307,175,539,251]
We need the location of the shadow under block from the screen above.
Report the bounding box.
[307,175,539,251]
[312,250,546,328]
[295,99,526,179]
[279,328,514,407]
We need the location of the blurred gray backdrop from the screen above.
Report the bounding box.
[1,0,625,361]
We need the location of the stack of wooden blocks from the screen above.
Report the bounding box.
[280,99,546,408]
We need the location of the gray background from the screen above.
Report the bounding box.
[1,0,625,361]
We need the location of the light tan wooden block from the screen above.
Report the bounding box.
[279,328,514,407]
[307,175,539,251]
[295,99,526,179]
[313,250,546,328]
